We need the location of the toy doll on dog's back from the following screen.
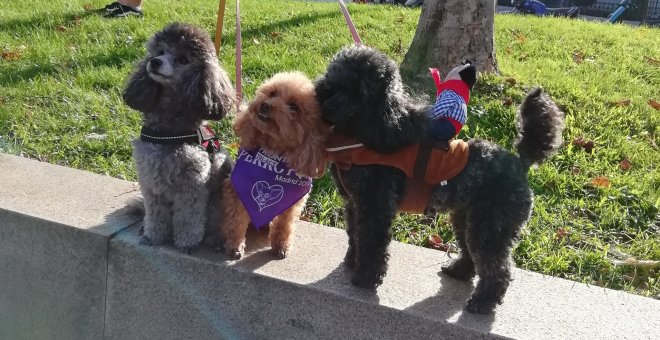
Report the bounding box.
[428,63,477,142]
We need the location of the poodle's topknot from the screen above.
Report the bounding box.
[315,45,431,154]
[123,23,235,131]
[148,23,216,59]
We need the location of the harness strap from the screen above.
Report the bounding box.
[140,126,221,159]
[413,143,432,180]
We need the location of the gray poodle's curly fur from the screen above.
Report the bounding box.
[123,23,236,253]
[315,46,565,314]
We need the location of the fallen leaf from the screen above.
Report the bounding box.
[252,38,260,45]
[83,3,94,11]
[514,32,526,43]
[643,56,660,66]
[636,282,649,293]
[1,49,22,61]
[649,99,660,110]
[505,46,512,54]
[427,234,443,248]
[591,176,611,188]
[504,77,517,86]
[270,32,282,38]
[502,97,513,106]
[56,25,68,32]
[571,166,581,175]
[518,53,528,62]
[572,51,585,64]
[572,137,594,153]
[610,99,631,107]
[555,227,569,241]
[620,158,632,171]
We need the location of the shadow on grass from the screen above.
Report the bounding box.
[0,8,98,33]
[219,10,339,45]
[0,46,142,86]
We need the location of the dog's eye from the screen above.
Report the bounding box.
[288,103,298,111]
[177,56,189,65]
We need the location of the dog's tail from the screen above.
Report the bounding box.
[514,88,565,170]
[125,194,146,218]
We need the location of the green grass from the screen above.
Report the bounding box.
[1,0,658,297]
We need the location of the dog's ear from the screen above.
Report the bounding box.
[185,59,236,120]
[291,130,328,178]
[123,58,162,113]
[232,105,260,150]
[285,104,330,178]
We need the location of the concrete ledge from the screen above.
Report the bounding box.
[0,154,141,340]
[1,153,659,339]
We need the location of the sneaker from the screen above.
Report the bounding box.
[103,2,122,12]
[103,4,143,18]
[404,0,423,6]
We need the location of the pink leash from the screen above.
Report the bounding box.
[234,0,360,103]
[337,0,362,45]
[235,0,243,103]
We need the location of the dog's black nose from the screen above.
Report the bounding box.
[149,58,162,69]
[258,102,270,120]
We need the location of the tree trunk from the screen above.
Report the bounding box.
[400,0,498,94]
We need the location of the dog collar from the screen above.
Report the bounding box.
[140,126,221,156]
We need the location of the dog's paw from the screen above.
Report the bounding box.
[139,236,153,246]
[465,297,498,315]
[272,247,288,260]
[179,245,200,255]
[350,273,383,289]
[441,261,476,281]
[226,248,243,260]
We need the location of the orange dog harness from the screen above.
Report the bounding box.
[326,136,470,213]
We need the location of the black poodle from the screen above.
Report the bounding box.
[315,46,565,314]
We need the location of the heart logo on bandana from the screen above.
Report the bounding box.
[251,181,284,211]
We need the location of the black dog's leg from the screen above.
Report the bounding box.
[343,201,358,269]
[441,210,476,281]
[348,167,405,289]
[330,164,358,269]
[463,209,514,314]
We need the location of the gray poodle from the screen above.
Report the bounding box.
[123,23,236,253]
[315,46,565,314]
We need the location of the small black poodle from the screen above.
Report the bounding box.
[315,46,565,314]
[123,23,236,253]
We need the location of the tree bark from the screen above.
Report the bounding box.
[400,0,498,94]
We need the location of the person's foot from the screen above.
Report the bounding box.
[104,3,143,18]
[103,2,123,12]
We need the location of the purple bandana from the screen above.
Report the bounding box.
[231,148,312,228]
